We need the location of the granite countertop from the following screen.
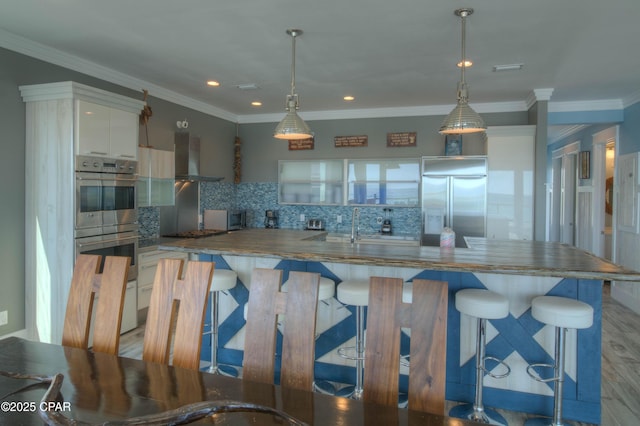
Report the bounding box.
[158,228,640,281]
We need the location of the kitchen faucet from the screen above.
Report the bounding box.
[351,207,360,243]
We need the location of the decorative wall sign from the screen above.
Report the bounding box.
[288,137,314,151]
[387,132,417,147]
[579,150,590,179]
[444,135,462,156]
[334,135,368,148]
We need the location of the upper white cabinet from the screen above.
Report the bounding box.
[347,158,419,206]
[138,146,175,207]
[278,158,420,206]
[486,125,536,240]
[279,160,344,204]
[77,99,139,159]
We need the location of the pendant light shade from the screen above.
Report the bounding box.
[274,29,313,140]
[439,8,486,135]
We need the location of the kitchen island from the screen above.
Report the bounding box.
[159,229,640,424]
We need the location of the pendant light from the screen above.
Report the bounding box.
[439,8,486,135]
[274,29,313,140]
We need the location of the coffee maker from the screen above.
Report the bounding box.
[381,208,392,234]
[264,210,279,228]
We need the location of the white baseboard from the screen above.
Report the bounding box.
[612,282,640,315]
[0,328,29,340]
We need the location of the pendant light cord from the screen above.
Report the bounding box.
[460,12,466,85]
[290,31,297,97]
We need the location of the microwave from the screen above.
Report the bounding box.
[204,209,247,231]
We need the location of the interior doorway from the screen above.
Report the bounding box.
[590,126,618,259]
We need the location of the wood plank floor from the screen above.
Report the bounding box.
[119,283,639,425]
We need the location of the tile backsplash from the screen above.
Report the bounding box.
[138,181,421,238]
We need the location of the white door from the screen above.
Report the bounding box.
[550,142,579,244]
[549,157,562,242]
[561,153,577,245]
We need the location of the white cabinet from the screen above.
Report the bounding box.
[347,158,420,206]
[486,125,536,240]
[138,146,175,207]
[137,249,188,313]
[279,160,344,204]
[278,158,420,206]
[76,99,139,159]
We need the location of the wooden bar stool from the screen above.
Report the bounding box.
[449,288,511,425]
[205,269,237,375]
[525,296,594,426]
[336,280,369,399]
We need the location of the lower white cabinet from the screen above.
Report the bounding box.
[137,249,189,318]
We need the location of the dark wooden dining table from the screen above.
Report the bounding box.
[0,337,481,425]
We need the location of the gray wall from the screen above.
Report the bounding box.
[238,112,528,182]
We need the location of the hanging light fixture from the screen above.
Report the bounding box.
[439,8,486,135]
[274,29,313,140]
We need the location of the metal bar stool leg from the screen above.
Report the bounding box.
[354,304,365,400]
[526,327,568,426]
[208,291,219,373]
[450,318,510,425]
[207,290,238,376]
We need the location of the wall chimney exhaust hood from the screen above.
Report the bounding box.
[174,132,223,182]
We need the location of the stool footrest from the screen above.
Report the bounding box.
[526,363,559,383]
[400,353,410,368]
[338,346,365,361]
[482,356,511,379]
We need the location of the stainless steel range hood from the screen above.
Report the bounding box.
[174,132,223,182]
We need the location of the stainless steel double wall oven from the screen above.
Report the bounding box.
[74,155,138,280]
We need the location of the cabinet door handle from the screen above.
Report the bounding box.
[89,151,109,155]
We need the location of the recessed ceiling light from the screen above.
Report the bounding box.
[251,101,262,106]
[343,95,355,101]
[492,63,524,72]
[457,60,473,68]
[206,80,220,87]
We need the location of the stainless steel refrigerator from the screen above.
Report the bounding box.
[421,156,487,247]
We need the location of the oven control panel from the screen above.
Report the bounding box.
[76,155,137,174]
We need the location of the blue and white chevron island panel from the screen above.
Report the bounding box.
[197,254,602,424]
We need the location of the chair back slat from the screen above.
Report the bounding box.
[243,269,320,391]
[280,271,321,390]
[92,256,132,354]
[142,258,214,370]
[243,268,282,384]
[363,277,448,415]
[62,254,130,355]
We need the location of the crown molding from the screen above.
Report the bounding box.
[526,88,555,109]
[623,89,640,108]
[548,99,624,113]
[238,101,528,124]
[0,29,237,122]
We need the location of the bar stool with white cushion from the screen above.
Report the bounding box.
[336,280,369,400]
[206,269,237,375]
[450,288,511,425]
[525,296,594,426]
